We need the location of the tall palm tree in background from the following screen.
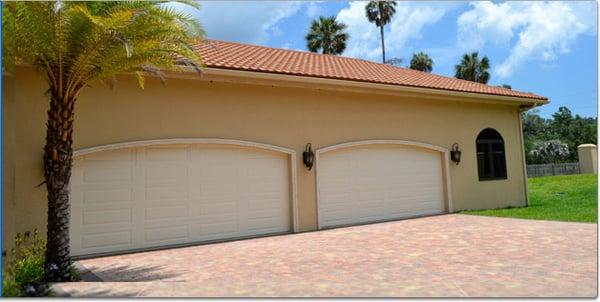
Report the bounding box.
[305,16,348,55]
[454,52,490,84]
[365,1,397,64]
[410,52,433,72]
[2,1,203,281]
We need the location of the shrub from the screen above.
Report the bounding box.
[69,264,81,282]
[2,275,22,297]
[3,230,81,296]
[529,140,570,164]
[2,230,47,297]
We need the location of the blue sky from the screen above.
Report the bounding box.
[180,1,598,118]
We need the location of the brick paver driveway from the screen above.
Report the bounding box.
[53,214,597,297]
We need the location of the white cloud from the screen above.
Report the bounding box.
[387,5,447,56]
[336,1,449,62]
[306,2,324,19]
[457,2,524,50]
[457,1,597,78]
[175,1,304,44]
[336,2,381,60]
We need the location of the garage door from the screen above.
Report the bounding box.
[317,143,446,229]
[70,143,291,256]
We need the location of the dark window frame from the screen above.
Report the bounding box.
[476,128,507,181]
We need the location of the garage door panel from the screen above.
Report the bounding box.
[244,157,285,171]
[247,215,287,233]
[320,201,349,211]
[245,182,286,196]
[324,218,354,227]
[320,192,350,206]
[144,146,188,162]
[386,191,442,202]
[77,223,134,236]
[248,198,286,211]
[200,182,238,197]
[81,231,133,251]
[83,208,133,226]
[80,188,134,205]
[199,164,239,179]
[144,225,189,245]
[71,143,291,256]
[357,189,386,201]
[245,192,289,209]
[319,144,445,229]
[354,205,384,217]
[248,207,287,219]
[319,175,350,188]
[320,208,353,222]
[386,180,441,188]
[145,184,189,201]
[83,164,133,184]
[192,221,239,238]
[144,165,189,182]
[196,201,236,216]
[144,205,189,221]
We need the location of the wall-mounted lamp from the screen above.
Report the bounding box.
[450,143,461,165]
[303,143,315,170]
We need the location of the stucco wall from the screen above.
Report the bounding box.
[2,67,528,255]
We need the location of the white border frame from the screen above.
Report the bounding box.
[315,139,453,229]
[74,138,299,233]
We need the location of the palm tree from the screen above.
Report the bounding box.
[305,16,348,55]
[454,52,490,84]
[410,52,433,72]
[365,1,397,64]
[2,1,203,281]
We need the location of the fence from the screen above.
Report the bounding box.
[526,162,580,178]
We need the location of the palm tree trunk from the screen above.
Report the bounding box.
[380,25,385,64]
[43,91,75,282]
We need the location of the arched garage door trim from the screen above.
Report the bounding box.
[74,138,299,233]
[315,139,453,229]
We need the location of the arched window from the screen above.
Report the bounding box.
[476,128,507,180]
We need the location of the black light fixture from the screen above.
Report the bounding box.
[450,143,461,165]
[303,143,315,170]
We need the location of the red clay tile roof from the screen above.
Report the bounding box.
[194,39,547,101]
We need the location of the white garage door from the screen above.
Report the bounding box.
[317,144,445,229]
[70,143,291,256]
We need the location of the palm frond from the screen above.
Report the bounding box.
[3,1,204,96]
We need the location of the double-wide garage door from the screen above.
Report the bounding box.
[318,144,446,229]
[70,143,291,256]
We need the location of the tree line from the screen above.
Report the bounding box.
[523,107,597,164]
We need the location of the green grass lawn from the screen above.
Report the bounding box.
[462,174,597,223]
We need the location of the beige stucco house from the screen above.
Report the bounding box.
[2,40,548,258]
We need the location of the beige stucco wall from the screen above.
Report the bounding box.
[2,67,528,256]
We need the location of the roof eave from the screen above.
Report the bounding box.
[169,66,549,106]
